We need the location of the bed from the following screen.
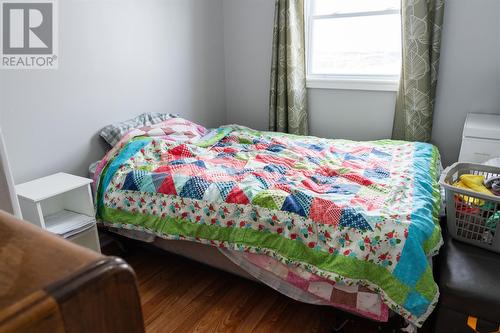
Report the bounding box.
[93,116,442,328]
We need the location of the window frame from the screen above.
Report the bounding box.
[304,0,401,92]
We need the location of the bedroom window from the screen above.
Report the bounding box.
[305,0,402,91]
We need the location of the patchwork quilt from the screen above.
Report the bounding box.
[95,121,442,327]
[220,249,390,322]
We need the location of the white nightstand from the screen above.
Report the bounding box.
[15,172,101,252]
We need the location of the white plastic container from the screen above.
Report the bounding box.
[440,162,500,252]
[459,113,500,163]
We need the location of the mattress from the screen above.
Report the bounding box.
[94,120,442,327]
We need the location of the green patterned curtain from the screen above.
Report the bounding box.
[392,0,445,142]
[269,0,308,136]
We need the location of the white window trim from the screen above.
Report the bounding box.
[304,1,401,92]
[306,75,400,91]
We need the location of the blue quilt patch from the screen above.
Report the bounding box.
[339,207,372,231]
[179,176,211,200]
[404,292,430,318]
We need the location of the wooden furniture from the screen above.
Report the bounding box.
[15,173,100,252]
[0,210,144,333]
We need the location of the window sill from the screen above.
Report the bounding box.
[306,76,400,92]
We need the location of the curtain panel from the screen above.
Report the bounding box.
[392,0,445,142]
[269,0,309,136]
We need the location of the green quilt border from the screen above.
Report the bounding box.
[101,206,439,324]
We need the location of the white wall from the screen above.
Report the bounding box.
[309,89,396,141]
[0,160,12,213]
[223,0,275,130]
[432,0,500,166]
[0,0,226,184]
[1,0,498,185]
[222,0,500,166]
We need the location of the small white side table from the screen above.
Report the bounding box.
[15,172,101,252]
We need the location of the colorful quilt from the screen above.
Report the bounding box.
[95,122,442,327]
[220,249,390,322]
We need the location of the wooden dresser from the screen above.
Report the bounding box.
[0,210,144,333]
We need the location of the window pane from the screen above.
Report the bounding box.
[312,0,400,16]
[310,14,401,76]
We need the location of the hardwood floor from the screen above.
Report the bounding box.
[118,244,434,333]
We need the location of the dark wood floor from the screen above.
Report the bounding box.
[116,243,433,333]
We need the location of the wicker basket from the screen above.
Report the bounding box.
[439,162,500,252]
